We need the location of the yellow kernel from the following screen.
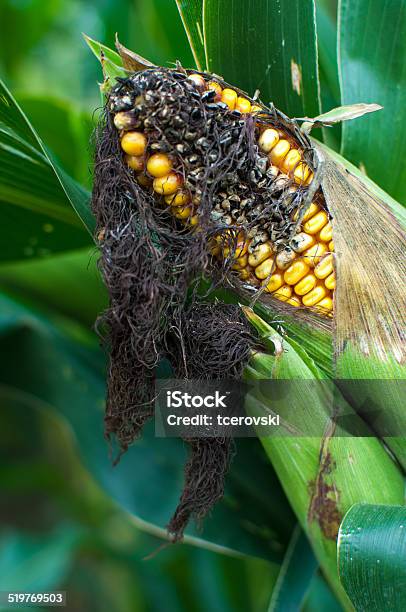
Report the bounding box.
[264,273,284,293]
[164,190,191,206]
[302,285,327,307]
[315,296,333,312]
[236,97,251,113]
[147,153,172,178]
[223,237,248,259]
[293,202,320,222]
[248,242,274,267]
[239,268,251,280]
[207,81,222,100]
[329,240,335,252]
[173,205,193,219]
[294,273,317,296]
[286,296,301,307]
[187,73,206,90]
[275,247,296,270]
[114,111,135,130]
[314,254,334,279]
[284,260,310,285]
[281,149,302,175]
[305,171,314,185]
[121,131,147,156]
[293,163,311,184]
[189,214,199,226]
[153,172,182,195]
[125,154,144,172]
[290,232,315,254]
[325,272,336,290]
[318,222,333,242]
[255,257,277,280]
[303,210,329,235]
[274,285,292,301]
[270,139,291,166]
[258,128,280,153]
[232,254,249,270]
[221,88,238,110]
[302,243,328,267]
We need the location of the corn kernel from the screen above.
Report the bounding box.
[258,128,280,153]
[125,154,144,172]
[281,149,302,175]
[270,139,291,166]
[232,254,249,270]
[302,243,328,267]
[147,153,172,178]
[314,254,334,279]
[187,73,206,90]
[325,272,336,290]
[121,131,147,156]
[284,260,310,285]
[221,88,238,110]
[294,273,317,296]
[286,296,301,307]
[293,163,311,184]
[236,97,251,113]
[274,285,293,301]
[248,242,273,267]
[275,247,296,270]
[302,285,327,307]
[164,190,190,206]
[293,202,320,223]
[239,268,251,280]
[329,240,335,252]
[315,297,333,312]
[305,171,314,185]
[173,205,193,219]
[207,81,222,100]
[303,210,329,235]
[255,257,276,280]
[318,222,333,242]
[290,232,315,254]
[264,273,284,293]
[114,111,136,130]
[153,172,182,195]
[189,214,199,226]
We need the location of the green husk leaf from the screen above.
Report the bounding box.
[338,503,406,611]
[243,309,405,610]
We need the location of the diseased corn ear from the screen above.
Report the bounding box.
[115,34,155,71]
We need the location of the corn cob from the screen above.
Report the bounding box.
[111,70,335,317]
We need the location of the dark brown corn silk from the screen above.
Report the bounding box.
[92,67,330,538]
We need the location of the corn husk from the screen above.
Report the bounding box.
[243,308,404,610]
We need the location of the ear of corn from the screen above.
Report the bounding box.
[118,73,335,320]
[243,308,405,611]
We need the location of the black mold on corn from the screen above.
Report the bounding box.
[92,66,336,540]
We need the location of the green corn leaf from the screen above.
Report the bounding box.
[339,0,406,205]
[0,77,93,262]
[268,524,318,611]
[203,0,321,118]
[175,0,206,70]
[338,503,406,611]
